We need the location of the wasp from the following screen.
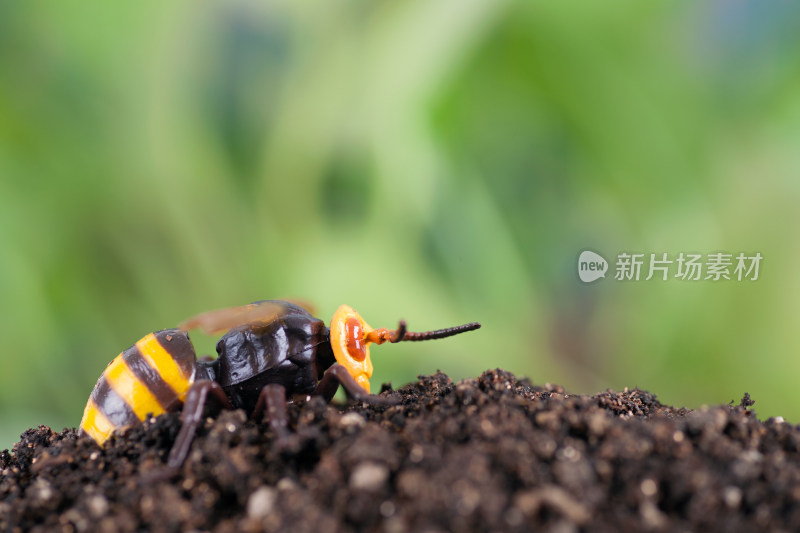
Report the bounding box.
[80,300,480,468]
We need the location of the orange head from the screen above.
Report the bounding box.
[329,304,481,394]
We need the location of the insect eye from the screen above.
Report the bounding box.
[343,316,367,362]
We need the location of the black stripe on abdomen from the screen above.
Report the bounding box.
[90,377,138,428]
[123,345,181,411]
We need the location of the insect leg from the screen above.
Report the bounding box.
[314,364,397,405]
[252,384,290,441]
[167,380,233,469]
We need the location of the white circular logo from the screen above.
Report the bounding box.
[578,251,608,283]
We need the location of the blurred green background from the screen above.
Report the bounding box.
[2,1,799,449]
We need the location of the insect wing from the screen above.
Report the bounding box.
[280,298,316,317]
[179,301,288,335]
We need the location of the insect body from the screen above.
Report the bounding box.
[80,300,480,468]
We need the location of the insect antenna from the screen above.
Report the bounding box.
[399,322,481,341]
[365,321,480,345]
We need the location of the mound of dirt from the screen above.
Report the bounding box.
[1,369,798,532]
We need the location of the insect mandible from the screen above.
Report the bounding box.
[79,300,481,468]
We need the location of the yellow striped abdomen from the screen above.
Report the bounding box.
[79,329,197,445]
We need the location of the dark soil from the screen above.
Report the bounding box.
[1,369,799,532]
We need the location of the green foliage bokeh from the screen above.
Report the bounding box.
[2,1,799,449]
